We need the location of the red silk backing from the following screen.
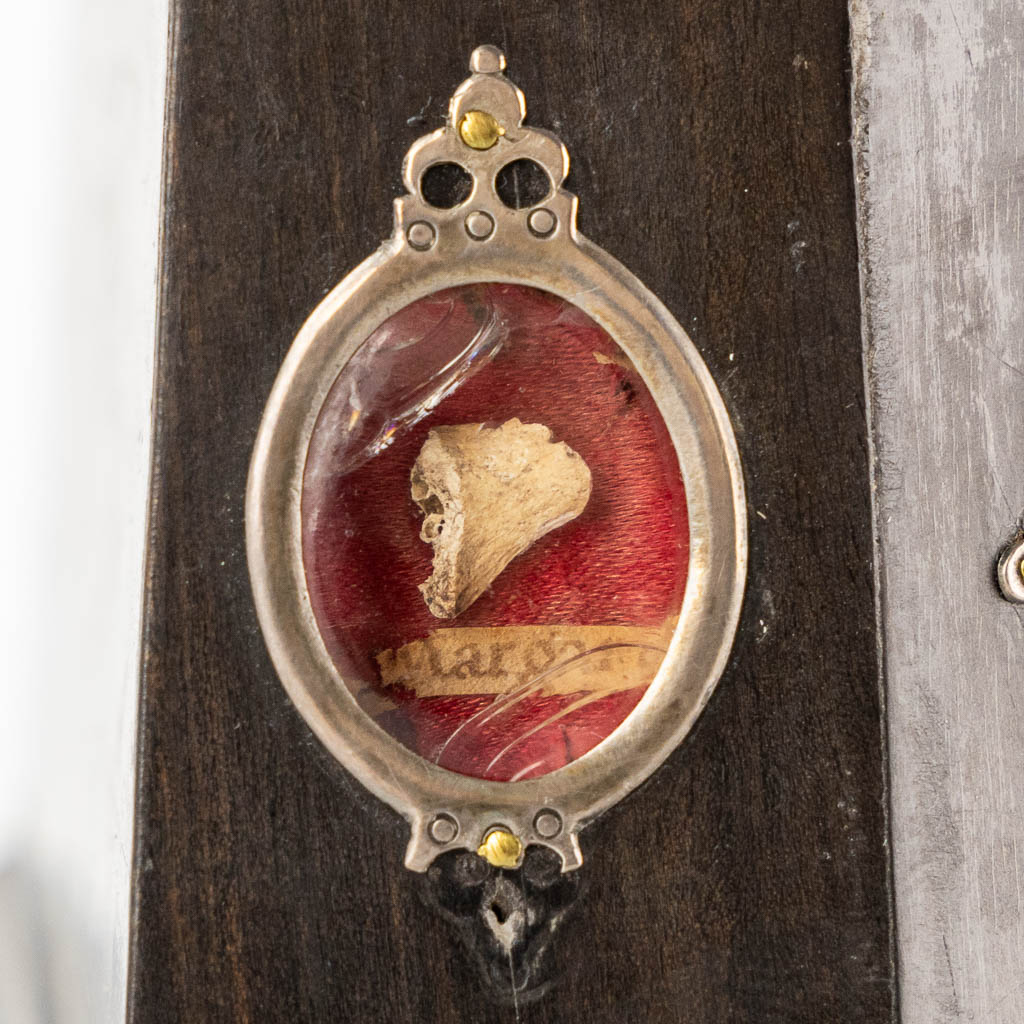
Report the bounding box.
[302,283,688,780]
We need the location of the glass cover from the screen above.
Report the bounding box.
[302,284,688,781]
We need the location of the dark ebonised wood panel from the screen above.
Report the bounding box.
[129,1,895,1020]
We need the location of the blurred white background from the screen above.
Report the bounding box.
[0,2,167,1021]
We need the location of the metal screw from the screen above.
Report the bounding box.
[465,210,495,240]
[429,813,459,844]
[406,221,436,251]
[533,809,562,838]
[476,828,523,868]
[459,110,504,150]
[997,535,1024,603]
[528,208,557,238]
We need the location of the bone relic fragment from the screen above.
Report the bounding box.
[411,418,592,618]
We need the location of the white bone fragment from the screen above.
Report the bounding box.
[411,418,592,618]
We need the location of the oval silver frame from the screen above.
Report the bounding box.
[246,47,747,872]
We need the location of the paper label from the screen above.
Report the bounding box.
[376,620,674,697]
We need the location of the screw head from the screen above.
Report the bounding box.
[528,208,557,238]
[459,110,504,151]
[997,535,1024,603]
[429,814,459,844]
[465,210,495,240]
[533,809,562,838]
[406,220,436,251]
[476,828,523,868]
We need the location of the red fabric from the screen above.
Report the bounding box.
[302,284,688,780]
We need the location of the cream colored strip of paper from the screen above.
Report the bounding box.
[375,619,675,698]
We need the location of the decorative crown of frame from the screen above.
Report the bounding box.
[396,45,576,253]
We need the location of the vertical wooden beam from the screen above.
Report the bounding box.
[129,1,895,1020]
[853,2,1024,1021]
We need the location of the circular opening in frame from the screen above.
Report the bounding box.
[420,161,474,209]
[301,284,689,782]
[494,158,551,209]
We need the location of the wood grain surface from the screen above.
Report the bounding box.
[128,1,895,1020]
[853,2,1024,1021]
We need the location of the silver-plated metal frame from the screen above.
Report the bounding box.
[246,46,747,872]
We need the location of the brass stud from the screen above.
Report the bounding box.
[459,110,504,150]
[477,828,523,868]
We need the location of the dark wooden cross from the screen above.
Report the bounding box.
[128,1,916,1020]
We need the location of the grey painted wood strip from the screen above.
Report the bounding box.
[852,1,1024,1021]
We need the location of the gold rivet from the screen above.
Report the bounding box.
[477,829,523,868]
[459,110,504,150]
